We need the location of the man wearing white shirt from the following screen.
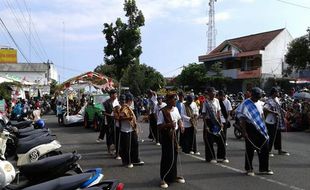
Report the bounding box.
[157,93,185,189]
[202,87,228,164]
[180,95,200,155]
[218,90,232,144]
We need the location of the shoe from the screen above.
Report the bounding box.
[217,159,229,163]
[259,170,274,175]
[133,161,144,166]
[246,170,255,176]
[156,142,161,146]
[127,164,133,168]
[176,176,185,184]
[115,156,121,160]
[160,181,168,189]
[96,138,103,143]
[269,153,274,157]
[195,152,201,155]
[189,151,195,155]
[210,159,217,164]
[278,150,290,156]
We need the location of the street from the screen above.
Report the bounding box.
[44,114,310,190]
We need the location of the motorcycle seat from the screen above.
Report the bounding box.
[18,132,50,143]
[18,128,49,138]
[16,135,54,154]
[19,152,81,176]
[18,126,35,133]
[10,120,33,129]
[23,173,93,190]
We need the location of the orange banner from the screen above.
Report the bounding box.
[0,49,17,63]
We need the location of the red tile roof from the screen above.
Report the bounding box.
[210,28,285,54]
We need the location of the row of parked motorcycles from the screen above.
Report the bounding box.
[0,113,124,190]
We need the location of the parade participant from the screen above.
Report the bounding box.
[264,87,289,156]
[97,89,118,155]
[157,93,185,189]
[113,94,126,160]
[176,91,185,146]
[236,87,273,176]
[202,87,228,164]
[154,96,167,145]
[119,93,144,168]
[181,95,200,155]
[218,90,232,144]
[147,89,158,143]
[56,101,64,125]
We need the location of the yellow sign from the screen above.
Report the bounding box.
[0,49,17,63]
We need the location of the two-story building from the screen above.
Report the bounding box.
[198,28,294,91]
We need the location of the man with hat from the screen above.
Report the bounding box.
[236,87,273,176]
[157,93,185,188]
[264,87,289,156]
[202,87,228,164]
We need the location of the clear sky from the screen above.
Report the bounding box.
[0,0,309,82]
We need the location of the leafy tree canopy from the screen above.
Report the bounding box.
[102,0,145,82]
[121,64,165,96]
[285,28,310,73]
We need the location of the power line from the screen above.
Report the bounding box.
[0,17,30,63]
[275,0,310,10]
[4,0,45,62]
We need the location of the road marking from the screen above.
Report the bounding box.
[186,154,305,190]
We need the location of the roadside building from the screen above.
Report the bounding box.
[198,28,294,92]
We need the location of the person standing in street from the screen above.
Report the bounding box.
[119,93,144,168]
[236,87,273,176]
[154,96,167,145]
[264,87,290,157]
[180,95,200,155]
[202,87,228,164]
[218,90,232,145]
[157,93,185,189]
[147,90,158,143]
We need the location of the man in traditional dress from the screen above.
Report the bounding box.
[119,93,144,168]
[202,87,228,164]
[157,93,185,189]
[236,87,274,176]
[264,87,289,157]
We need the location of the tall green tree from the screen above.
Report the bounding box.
[176,63,207,91]
[102,0,145,82]
[121,64,165,96]
[285,28,310,73]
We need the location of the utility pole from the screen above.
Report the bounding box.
[207,0,216,54]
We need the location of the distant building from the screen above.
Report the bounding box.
[198,28,294,91]
[0,62,58,96]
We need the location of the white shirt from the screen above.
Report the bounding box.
[202,98,221,118]
[154,102,167,118]
[157,107,181,130]
[264,97,280,125]
[220,98,232,123]
[182,102,199,128]
[254,100,264,118]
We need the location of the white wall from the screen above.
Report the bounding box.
[261,29,293,77]
[0,72,47,85]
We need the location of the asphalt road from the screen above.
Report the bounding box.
[44,114,310,190]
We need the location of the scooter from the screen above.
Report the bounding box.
[16,135,62,166]
[21,168,104,190]
[0,152,85,189]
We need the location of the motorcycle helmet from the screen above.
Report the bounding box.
[35,119,45,128]
[0,160,15,188]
